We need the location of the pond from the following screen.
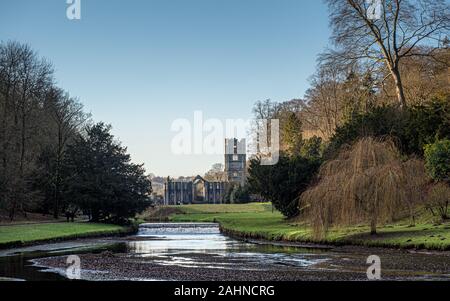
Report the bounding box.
[0,223,449,281]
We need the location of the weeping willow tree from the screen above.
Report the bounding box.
[301,137,428,237]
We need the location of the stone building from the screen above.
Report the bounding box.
[164,175,225,205]
[224,138,246,185]
[164,138,246,205]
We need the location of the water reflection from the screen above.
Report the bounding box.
[1,223,449,281]
[125,224,327,270]
[0,241,127,281]
[131,224,249,253]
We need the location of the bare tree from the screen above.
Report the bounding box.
[324,0,450,107]
[251,99,280,154]
[44,88,89,218]
[300,62,377,139]
[0,42,23,216]
[301,64,346,139]
[15,45,53,177]
[426,183,450,221]
[380,47,450,104]
[204,163,226,182]
[0,42,54,219]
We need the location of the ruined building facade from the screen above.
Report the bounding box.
[164,138,246,205]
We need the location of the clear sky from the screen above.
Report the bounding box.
[0,0,331,177]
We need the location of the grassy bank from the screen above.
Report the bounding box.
[145,203,450,251]
[0,222,134,249]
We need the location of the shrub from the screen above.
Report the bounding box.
[424,139,450,182]
[326,98,450,158]
[233,185,251,204]
[405,98,450,155]
[300,136,324,160]
[247,154,321,218]
[222,184,251,204]
[325,106,406,157]
[426,183,450,221]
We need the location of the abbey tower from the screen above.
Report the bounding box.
[224,138,246,185]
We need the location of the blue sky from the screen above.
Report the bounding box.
[0,0,331,177]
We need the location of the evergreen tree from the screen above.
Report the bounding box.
[63,123,152,224]
[247,154,320,218]
[281,112,303,156]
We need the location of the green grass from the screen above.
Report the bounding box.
[0,222,131,248]
[166,203,450,251]
[176,202,273,214]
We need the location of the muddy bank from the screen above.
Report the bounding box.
[32,252,363,281]
[33,245,450,281]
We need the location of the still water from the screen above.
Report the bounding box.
[131,223,327,270]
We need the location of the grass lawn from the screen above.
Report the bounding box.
[160,203,450,250]
[0,222,130,248]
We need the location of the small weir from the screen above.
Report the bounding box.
[140,222,219,229]
[138,223,221,235]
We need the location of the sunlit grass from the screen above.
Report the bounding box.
[177,202,272,214]
[169,203,450,250]
[0,223,128,247]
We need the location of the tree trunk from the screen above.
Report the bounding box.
[91,209,99,222]
[391,67,407,108]
[53,128,62,219]
[53,184,59,219]
[409,206,416,227]
[16,106,27,221]
[1,88,10,217]
[9,199,16,221]
[19,109,26,177]
[370,217,377,235]
[1,87,9,176]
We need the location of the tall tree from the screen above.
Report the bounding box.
[63,123,151,224]
[0,42,22,216]
[248,154,321,218]
[251,99,280,154]
[324,0,449,107]
[281,112,303,156]
[41,87,89,218]
[0,41,53,219]
[301,63,377,139]
[204,163,226,182]
[301,137,428,236]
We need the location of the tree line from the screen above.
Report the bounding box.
[0,41,152,223]
[247,0,449,235]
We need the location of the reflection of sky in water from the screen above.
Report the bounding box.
[134,225,246,253]
[137,224,221,235]
[127,225,328,270]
